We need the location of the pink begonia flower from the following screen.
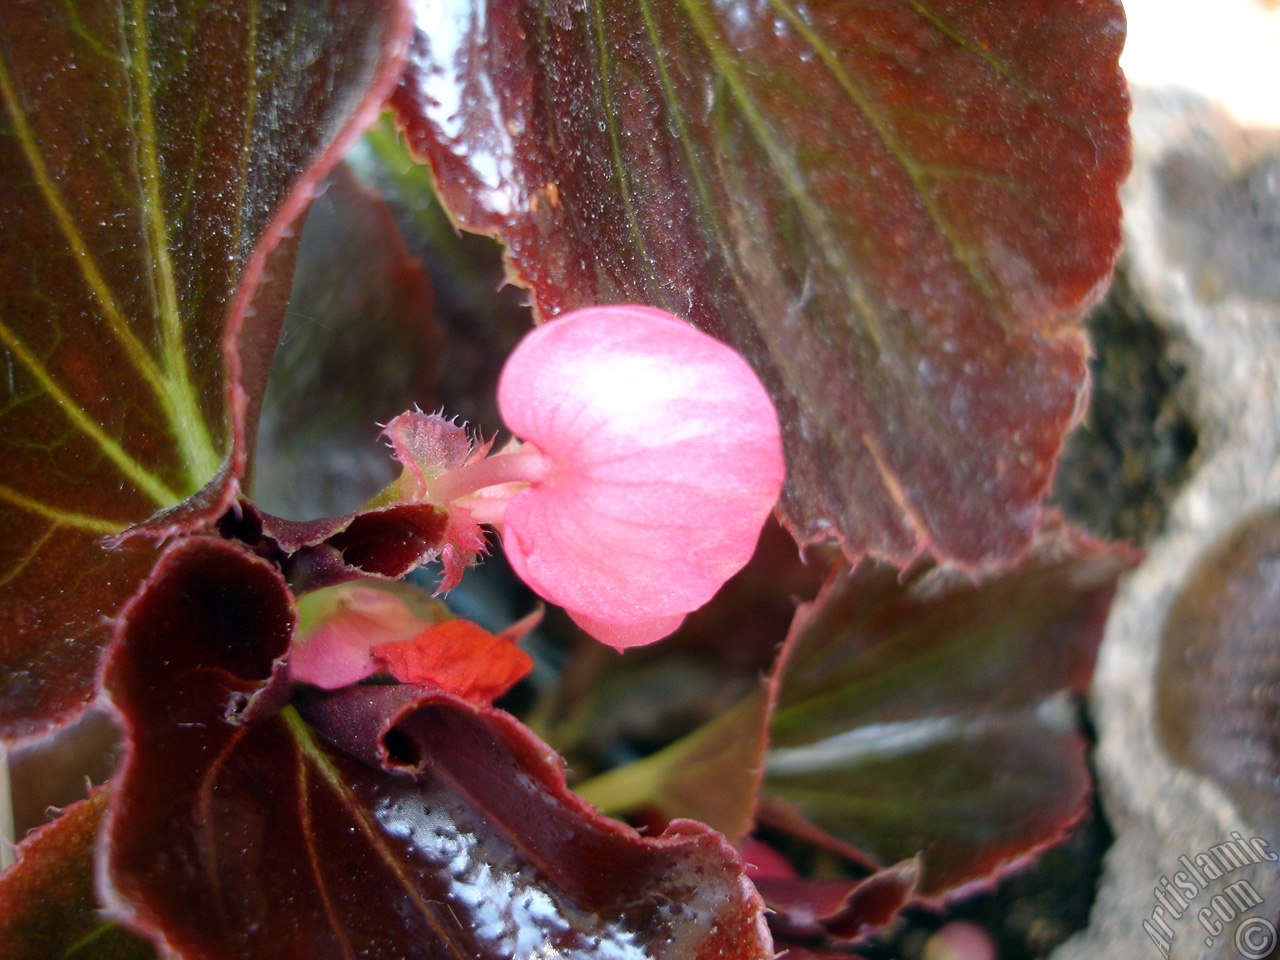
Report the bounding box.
[423,305,785,649]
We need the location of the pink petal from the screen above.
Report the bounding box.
[567,610,687,650]
[497,305,785,647]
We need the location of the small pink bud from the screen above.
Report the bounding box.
[496,305,785,648]
[289,582,539,701]
[381,412,494,592]
[290,584,442,689]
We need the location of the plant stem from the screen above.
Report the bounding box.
[0,747,12,867]
[425,447,554,504]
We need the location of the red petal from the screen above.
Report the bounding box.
[290,584,443,690]
[372,619,533,704]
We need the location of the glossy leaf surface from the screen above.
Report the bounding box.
[99,537,772,960]
[392,0,1130,570]
[1157,511,1280,836]
[0,0,411,743]
[761,521,1136,898]
[0,786,156,960]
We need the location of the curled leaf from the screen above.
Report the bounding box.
[98,538,773,960]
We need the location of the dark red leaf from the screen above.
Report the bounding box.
[99,534,772,960]
[1157,510,1280,836]
[0,787,156,960]
[253,163,443,520]
[391,0,1130,571]
[215,498,450,591]
[752,857,919,947]
[761,519,1137,899]
[0,0,411,744]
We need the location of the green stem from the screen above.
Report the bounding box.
[573,750,664,815]
[0,746,11,869]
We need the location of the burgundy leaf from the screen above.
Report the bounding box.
[216,498,450,592]
[0,786,156,960]
[253,163,442,520]
[100,534,772,960]
[761,519,1136,899]
[751,856,920,948]
[391,0,1130,571]
[1157,511,1280,836]
[305,686,774,956]
[0,0,411,744]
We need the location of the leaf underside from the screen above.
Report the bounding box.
[391,0,1130,571]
